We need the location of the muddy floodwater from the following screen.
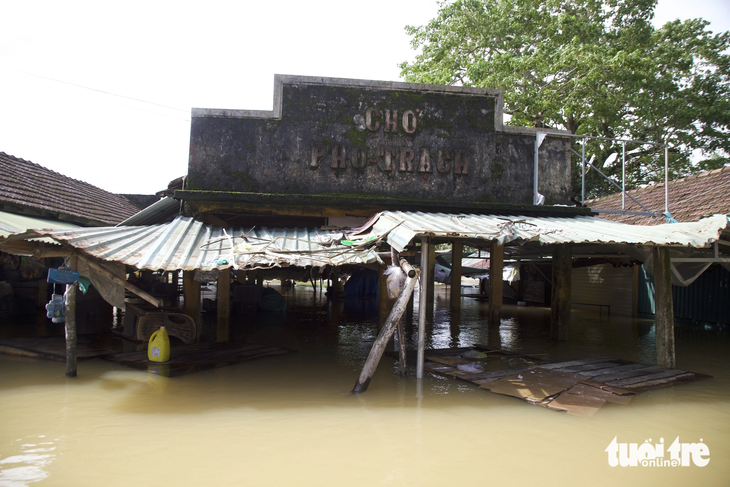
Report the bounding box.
[1,285,728,486]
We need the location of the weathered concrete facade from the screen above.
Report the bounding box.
[187,75,571,208]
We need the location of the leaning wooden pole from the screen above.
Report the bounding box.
[396,317,407,377]
[353,259,419,393]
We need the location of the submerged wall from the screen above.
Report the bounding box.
[188,75,571,206]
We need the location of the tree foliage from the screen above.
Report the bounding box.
[400,0,730,198]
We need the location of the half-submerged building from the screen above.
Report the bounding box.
[3,76,728,386]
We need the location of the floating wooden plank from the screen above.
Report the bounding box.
[565,383,634,405]
[556,361,629,373]
[0,337,108,361]
[424,363,455,372]
[481,368,584,403]
[425,355,471,367]
[588,365,665,382]
[578,380,634,396]
[538,357,616,370]
[546,392,607,417]
[466,366,536,382]
[474,344,545,361]
[417,352,711,416]
[606,369,688,387]
[627,372,711,392]
[102,342,293,377]
[617,372,701,392]
[579,363,653,381]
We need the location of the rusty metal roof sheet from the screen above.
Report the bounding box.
[0,210,80,241]
[5,212,728,270]
[5,216,383,270]
[361,211,730,252]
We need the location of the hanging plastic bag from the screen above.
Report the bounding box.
[383,265,406,299]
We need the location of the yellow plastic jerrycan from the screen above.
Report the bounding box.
[148,326,170,363]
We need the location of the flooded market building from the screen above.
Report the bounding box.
[2,75,728,386]
[2,75,730,486]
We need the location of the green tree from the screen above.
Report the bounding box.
[400,0,730,199]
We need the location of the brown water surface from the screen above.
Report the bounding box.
[1,285,728,486]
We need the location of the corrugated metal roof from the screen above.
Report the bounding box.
[362,211,730,252]
[117,197,181,226]
[0,210,80,241]
[5,212,727,271]
[6,216,383,271]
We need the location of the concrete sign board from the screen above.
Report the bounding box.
[188,75,571,206]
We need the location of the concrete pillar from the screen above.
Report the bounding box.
[450,240,463,310]
[489,241,504,324]
[183,270,201,342]
[550,244,572,341]
[653,247,675,368]
[217,268,231,342]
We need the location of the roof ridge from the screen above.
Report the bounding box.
[587,165,730,203]
[0,151,141,224]
[0,151,128,198]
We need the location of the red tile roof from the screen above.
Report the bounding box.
[587,166,730,225]
[0,152,142,226]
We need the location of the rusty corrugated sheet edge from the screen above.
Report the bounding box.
[6,214,728,270]
[4,216,383,271]
[373,212,730,252]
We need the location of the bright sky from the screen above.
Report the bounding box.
[1,0,728,196]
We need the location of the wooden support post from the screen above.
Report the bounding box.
[426,243,435,312]
[450,240,463,310]
[378,263,389,328]
[331,266,345,297]
[140,270,153,289]
[489,241,504,325]
[171,270,180,306]
[64,255,77,378]
[183,270,201,342]
[217,268,231,342]
[37,279,49,324]
[255,269,263,288]
[632,265,639,319]
[653,247,675,368]
[417,238,431,379]
[550,244,572,341]
[353,260,419,393]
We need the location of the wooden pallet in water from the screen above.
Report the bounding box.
[102,341,293,377]
[0,336,109,361]
[423,349,711,416]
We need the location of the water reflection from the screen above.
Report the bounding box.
[0,436,55,486]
